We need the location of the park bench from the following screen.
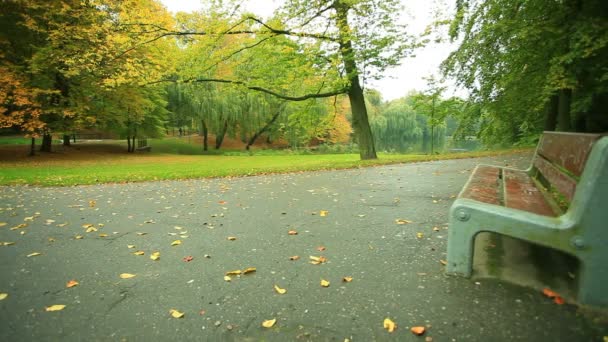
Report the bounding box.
[135,138,151,152]
[446,131,608,307]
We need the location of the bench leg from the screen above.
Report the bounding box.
[577,256,608,307]
[446,221,477,277]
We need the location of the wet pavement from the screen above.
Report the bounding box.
[0,153,606,341]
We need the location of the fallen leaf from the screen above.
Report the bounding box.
[10,223,27,230]
[242,267,256,275]
[150,252,160,261]
[0,222,6,227]
[74,235,83,240]
[316,246,326,251]
[183,256,194,262]
[416,232,424,239]
[127,245,135,249]
[320,210,329,217]
[289,255,300,261]
[45,304,66,312]
[288,230,298,235]
[411,326,426,335]
[66,280,79,288]
[88,200,96,208]
[218,200,227,205]
[554,296,565,305]
[342,276,353,283]
[48,237,55,242]
[82,223,94,229]
[395,219,412,225]
[27,252,41,257]
[224,276,232,282]
[542,288,559,298]
[227,236,237,241]
[169,309,184,318]
[136,232,147,236]
[433,227,440,232]
[1,242,15,246]
[262,318,276,328]
[320,279,330,287]
[24,216,34,221]
[98,233,108,238]
[439,260,447,266]
[0,293,7,300]
[133,251,145,256]
[85,227,98,233]
[119,273,136,279]
[383,318,397,332]
[226,270,242,276]
[274,285,287,294]
[98,223,105,227]
[309,256,327,264]
[171,240,182,246]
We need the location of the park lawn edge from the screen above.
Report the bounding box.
[0,148,532,187]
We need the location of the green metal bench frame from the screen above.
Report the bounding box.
[446,132,608,307]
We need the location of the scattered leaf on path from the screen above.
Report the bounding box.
[342,276,353,283]
[383,318,397,333]
[136,232,148,236]
[320,279,330,287]
[10,223,27,230]
[224,276,232,282]
[66,280,79,288]
[171,240,181,246]
[227,236,237,241]
[183,256,194,262]
[0,293,7,300]
[274,285,287,294]
[542,288,559,298]
[395,219,412,225]
[316,246,326,251]
[88,200,96,208]
[169,309,184,318]
[98,233,108,238]
[439,260,447,266]
[288,230,298,235]
[45,304,66,312]
[127,245,135,249]
[242,267,256,275]
[262,318,276,328]
[133,251,145,256]
[416,232,424,239]
[411,326,426,335]
[150,252,160,261]
[320,210,329,217]
[74,235,83,240]
[309,256,327,264]
[1,242,15,246]
[27,252,41,257]
[226,270,242,276]
[0,222,6,227]
[85,227,98,233]
[554,296,565,305]
[433,227,440,232]
[119,273,136,279]
[289,256,300,261]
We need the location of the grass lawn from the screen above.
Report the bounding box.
[0,141,531,187]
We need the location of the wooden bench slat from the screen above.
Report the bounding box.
[460,166,501,205]
[533,156,577,202]
[503,169,556,217]
[537,132,601,177]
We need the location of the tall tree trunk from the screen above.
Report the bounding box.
[215,119,229,150]
[72,133,76,143]
[201,119,208,151]
[40,133,52,152]
[335,2,377,160]
[63,134,71,146]
[544,93,559,131]
[127,135,132,153]
[557,89,572,131]
[29,137,35,156]
[246,106,283,150]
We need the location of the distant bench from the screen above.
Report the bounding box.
[446,131,608,307]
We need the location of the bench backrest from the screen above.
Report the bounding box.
[532,132,603,204]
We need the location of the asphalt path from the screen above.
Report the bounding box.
[0,153,606,341]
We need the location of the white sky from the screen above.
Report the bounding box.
[159,0,464,101]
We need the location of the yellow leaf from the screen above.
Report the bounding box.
[288,230,298,235]
[119,273,136,279]
[127,245,135,249]
[85,227,97,233]
[0,222,7,227]
[224,276,232,282]
[320,210,329,217]
[395,219,412,225]
[320,279,330,287]
[74,235,83,240]
[383,318,397,333]
[225,270,242,276]
[169,309,184,318]
[262,318,276,328]
[66,280,79,288]
[150,252,160,261]
[82,223,94,229]
[227,236,237,241]
[45,304,66,312]
[439,259,447,266]
[88,200,96,208]
[342,276,353,283]
[99,233,108,237]
[27,252,41,257]
[98,223,105,227]
[274,285,287,294]
[289,255,300,261]
[133,251,145,256]
[171,240,181,246]
[1,242,15,246]
[48,237,55,242]
[309,256,327,264]
[416,232,424,239]
[242,267,256,275]
[10,223,27,230]
[136,232,147,236]
[0,293,7,300]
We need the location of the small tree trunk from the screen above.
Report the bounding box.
[246,107,283,150]
[29,137,35,156]
[63,134,71,146]
[127,135,132,153]
[72,133,76,143]
[40,133,52,152]
[215,120,229,150]
[201,119,208,151]
[557,89,572,131]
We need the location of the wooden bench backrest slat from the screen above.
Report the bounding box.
[533,156,577,202]
[537,132,601,177]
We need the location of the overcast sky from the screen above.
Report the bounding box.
[159,0,462,101]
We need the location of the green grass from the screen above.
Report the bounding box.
[0,137,31,145]
[0,146,531,187]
